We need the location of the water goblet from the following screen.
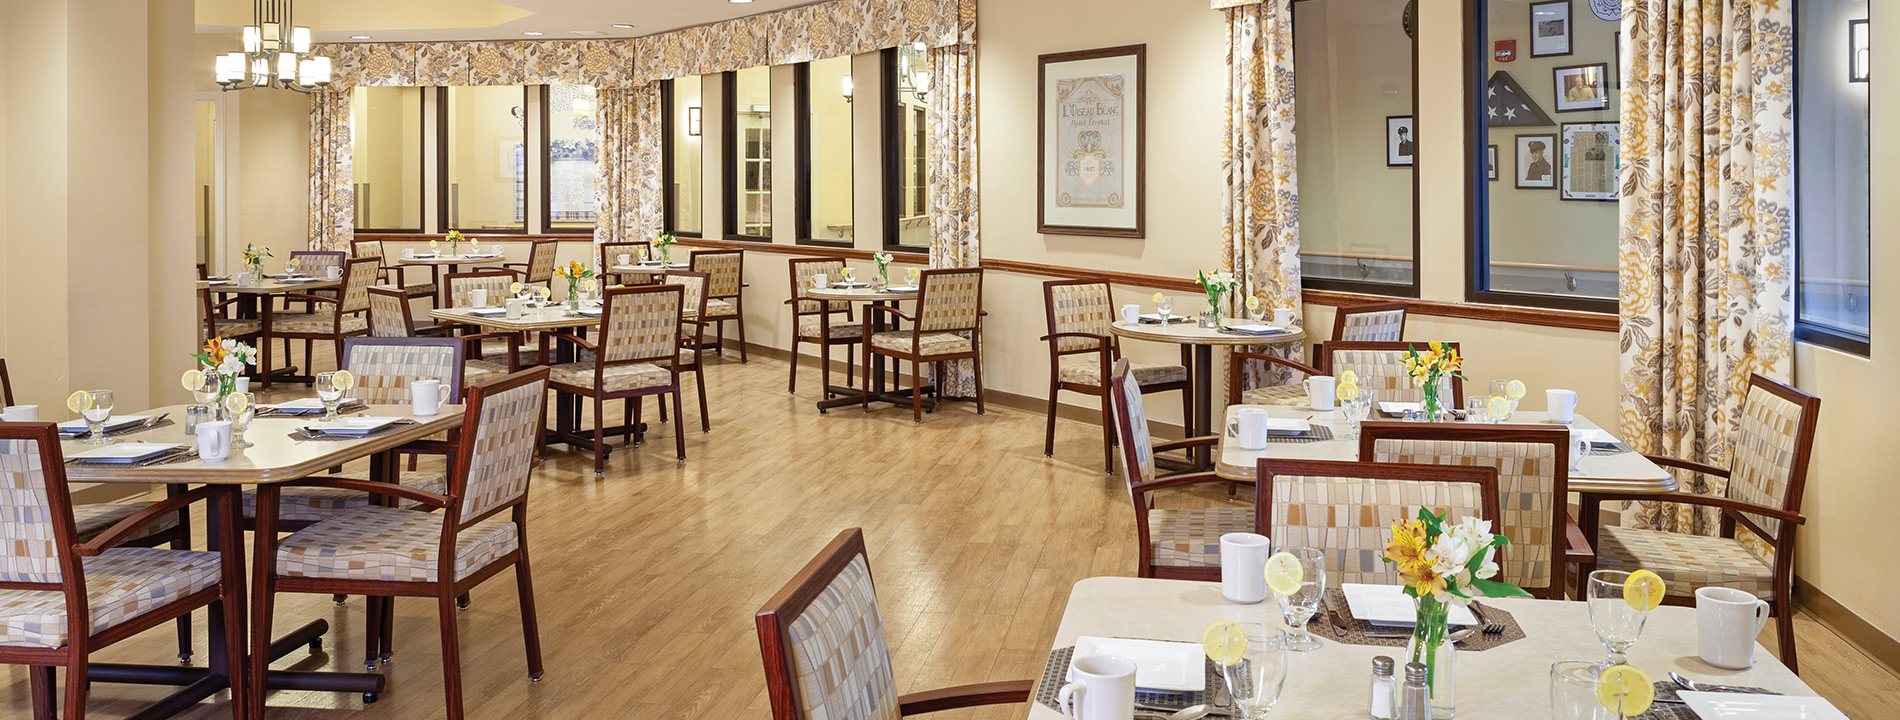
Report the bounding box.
[1549,661,1613,720]
[1585,570,1650,670]
[285,258,300,278]
[906,267,921,286]
[1156,296,1174,325]
[1271,547,1326,651]
[230,392,257,449]
[1467,395,1492,423]
[81,389,116,445]
[1341,387,1373,440]
[841,267,857,285]
[1221,623,1290,719]
[1489,379,1520,422]
[194,372,222,409]
[315,372,345,423]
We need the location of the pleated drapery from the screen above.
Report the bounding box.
[593,85,666,247]
[1220,0,1303,392]
[307,91,353,252]
[923,5,980,398]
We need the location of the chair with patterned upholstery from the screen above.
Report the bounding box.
[353,238,437,300]
[249,367,549,719]
[1106,360,1247,581]
[691,249,748,362]
[442,270,542,369]
[785,258,862,395]
[486,239,559,291]
[1229,341,1464,408]
[1042,279,1190,473]
[547,285,688,471]
[862,268,986,424]
[261,256,379,389]
[367,287,520,388]
[665,271,713,433]
[1577,374,1819,672]
[1255,459,1498,587]
[0,423,248,720]
[1360,422,1585,599]
[1315,301,1409,367]
[198,264,261,345]
[756,528,1032,719]
[598,241,653,287]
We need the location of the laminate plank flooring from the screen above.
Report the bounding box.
[3,352,1895,718]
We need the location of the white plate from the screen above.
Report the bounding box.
[68,443,182,463]
[885,286,919,293]
[466,307,508,317]
[1067,636,1204,693]
[266,399,328,414]
[58,416,151,434]
[205,279,233,286]
[1341,584,1478,628]
[1379,401,1422,416]
[1679,691,1846,720]
[1222,323,1287,336]
[281,277,322,283]
[1266,418,1311,436]
[304,417,402,436]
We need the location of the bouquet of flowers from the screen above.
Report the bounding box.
[1196,270,1238,325]
[1385,508,1528,708]
[242,243,272,279]
[654,232,677,264]
[187,338,257,402]
[872,251,894,286]
[1401,342,1467,422]
[446,230,465,257]
[555,261,596,309]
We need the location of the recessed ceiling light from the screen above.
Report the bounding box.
[611,24,634,29]
[523,31,545,36]
[351,35,372,40]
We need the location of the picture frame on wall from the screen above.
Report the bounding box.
[1552,63,1610,112]
[1515,133,1557,189]
[1488,145,1499,181]
[1561,122,1620,201]
[1529,0,1573,58]
[1038,44,1146,238]
[1387,116,1415,167]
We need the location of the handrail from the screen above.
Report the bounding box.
[1301,249,1616,275]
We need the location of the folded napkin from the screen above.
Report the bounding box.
[1221,324,1287,336]
[831,282,871,289]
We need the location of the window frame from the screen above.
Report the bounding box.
[351,86,428,234]
[880,47,932,252]
[722,69,774,243]
[438,85,532,235]
[660,78,705,239]
[542,85,600,234]
[1791,4,1873,356]
[795,61,856,249]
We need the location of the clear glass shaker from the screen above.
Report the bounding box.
[1369,656,1398,720]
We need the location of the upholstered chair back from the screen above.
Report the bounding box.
[367,287,414,338]
[453,371,548,521]
[290,251,347,277]
[916,268,983,333]
[524,241,560,284]
[1725,379,1817,537]
[789,258,850,314]
[1108,360,1157,487]
[1334,304,1407,342]
[339,257,381,315]
[0,428,75,585]
[667,271,710,318]
[340,337,463,405]
[1258,459,1498,588]
[446,271,516,309]
[1323,342,1461,407]
[599,286,682,364]
[755,529,902,720]
[1045,280,1113,353]
[692,250,745,299]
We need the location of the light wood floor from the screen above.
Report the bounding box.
[4,353,1897,718]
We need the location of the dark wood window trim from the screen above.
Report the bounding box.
[542,84,598,235]
[880,48,930,253]
[353,86,428,234]
[659,79,705,239]
[722,70,773,243]
[1789,5,1872,357]
[794,62,855,249]
[440,85,531,235]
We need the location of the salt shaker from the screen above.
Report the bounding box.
[1399,662,1430,720]
[1368,656,1398,720]
[185,405,207,435]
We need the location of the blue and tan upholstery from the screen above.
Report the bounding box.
[1148,507,1255,569]
[790,260,852,315]
[1259,463,1495,587]
[1058,356,1187,387]
[863,268,985,423]
[691,249,748,361]
[1044,280,1191,472]
[0,547,223,648]
[869,332,971,356]
[288,251,346,278]
[1108,361,1249,579]
[268,257,378,338]
[354,240,437,298]
[445,272,516,310]
[550,286,688,468]
[276,506,517,583]
[1334,305,1406,342]
[1047,283,1116,353]
[788,257,863,394]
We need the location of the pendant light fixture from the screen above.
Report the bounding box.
[214,0,332,93]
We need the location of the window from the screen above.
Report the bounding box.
[1293,0,1418,295]
[546,85,598,231]
[444,86,529,232]
[884,45,931,249]
[799,56,855,245]
[1794,0,1871,353]
[350,86,423,231]
[725,67,773,240]
[1468,0,1618,311]
[664,77,706,236]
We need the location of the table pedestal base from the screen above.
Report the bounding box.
[86,619,387,719]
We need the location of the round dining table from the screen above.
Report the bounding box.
[807,285,922,413]
[1110,319,1306,469]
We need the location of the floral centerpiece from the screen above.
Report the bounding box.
[1385,509,1528,717]
[654,232,677,264]
[1401,342,1467,422]
[872,251,894,289]
[554,261,596,311]
[242,243,272,283]
[1195,270,1237,328]
[185,338,257,416]
[446,230,464,258]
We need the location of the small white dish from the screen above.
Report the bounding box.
[1678,691,1846,720]
[466,307,508,317]
[266,399,328,414]
[1378,401,1423,417]
[69,443,182,463]
[885,286,919,293]
[205,279,233,286]
[58,416,150,435]
[1265,418,1311,435]
[1067,636,1204,693]
[304,417,402,436]
[1222,323,1286,336]
[1341,583,1478,627]
[281,277,321,283]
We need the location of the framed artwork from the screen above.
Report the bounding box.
[1553,63,1610,112]
[1387,116,1416,167]
[1614,32,1623,86]
[1515,133,1557,189]
[1529,0,1573,58]
[1560,122,1620,201]
[1038,44,1146,238]
[497,139,525,180]
[1488,145,1499,181]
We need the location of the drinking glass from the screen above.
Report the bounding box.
[1585,570,1650,669]
[1340,387,1373,440]
[81,390,115,444]
[1271,547,1326,651]
[1549,661,1612,720]
[315,372,345,423]
[906,267,921,286]
[1221,623,1290,719]
[1488,379,1520,422]
[230,392,257,449]
[1466,396,1492,423]
[1156,297,1174,325]
[194,373,221,408]
[841,267,857,284]
[285,258,300,277]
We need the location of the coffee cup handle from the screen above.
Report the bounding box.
[438,384,453,407]
[1226,417,1238,438]
[1751,598,1772,636]
[1056,682,1085,720]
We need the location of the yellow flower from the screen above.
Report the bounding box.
[1428,341,1445,354]
[1401,563,1447,598]
[1385,519,1431,572]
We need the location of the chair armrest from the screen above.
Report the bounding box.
[209,297,245,312]
[276,477,451,509]
[864,305,917,323]
[547,332,596,353]
[897,680,1035,715]
[1642,454,1731,478]
[1151,435,1221,454]
[473,266,526,279]
[75,486,225,556]
[277,293,340,305]
[397,440,461,456]
[1228,351,1321,405]
[1039,331,1111,346]
[1131,471,1234,495]
[1564,515,1594,560]
[1576,491,1805,525]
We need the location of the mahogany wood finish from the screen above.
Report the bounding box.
[667,270,715,435]
[1254,459,1502,540]
[754,528,1032,718]
[1106,360,1233,582]
[489,239,560,288]
[366,287,524,382]
[1330,301,1410,341]
[785,258,862,396]
[861,268,986,424]
[691,248,749,362]
[260,257,379,390]
[350,239,434,299]
[0,357,9,406]
[1040,279,1191,474]
[1576,373,1820,672]
[545,285,690,470]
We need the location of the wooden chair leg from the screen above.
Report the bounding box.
[672,387,686,463]
[363,596,384,670]
[716,321,726,358]
[736,304,748,363]
[515,518,544,681]
[632,396,644,447]
[845,341,856,387]
[29,666,54,720]
[592,395,606,475]
[456,593,470,611]
[1777,601,1799,674]
[623,398,634,447]
[303,339,314,375]
[437,592,466,720]
[788,337,801,393]
[170,499,194,664]
[861,346,874,413]
[1043,380,1060,458]
[1099,389,1115,475]
[972,354,985,415]
[911,359,924,424]
[695,369,710,433]
[62,655,87,720]
[380,592,394,664]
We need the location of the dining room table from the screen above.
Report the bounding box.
[197,276,345,389]
[397,252,507,305]
[59,400,466,718]
[1111,319,1307,469]
[1028,576,1818,720]
[805,284,925,414]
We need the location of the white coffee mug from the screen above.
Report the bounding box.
[1120,304,1140,326]
[197,421,232,462]
[1547,389,1579,423]
[234,377,251,395]
[1568,430,1590,473]
[1272,308,1296,328]
[469,289,489,309]
[617,253,631,266]
[326,265,343,279]
[2,405,39,422]
[1228,407,1271,451]
[1697,587,1770,669]
[491,245,503,256]
[811,273,829,289]
[403,248,415,258]
[1220,532,1271,604]
[1058,654,1137,720]
[505,298,524,320]
[411,379,453,417]
[1305,376,1337,411]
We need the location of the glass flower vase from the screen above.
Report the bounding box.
[1421,380,1444,422]
[1405,596,1456,719]
[1199,293,1223,328]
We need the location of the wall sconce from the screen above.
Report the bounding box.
[842,74,854,103]
[1850,19,1869,83]
[687,106,702,136]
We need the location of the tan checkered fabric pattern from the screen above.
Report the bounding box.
[1337,309,1406,342]
[601,290,681,363]
[526,243,558,284]
[703,298,738,319]
[549,362,672,392]
[457,377,546,520]
[1595,526,1773,598]
[464,359,511,385]
[243,472,449,523]
[692,252,744,298]
[792,260,851,314]
[0,547,223,648]
[797,315,862,340]
[1329,349,1453,404]
[343,343,459,404]
[72,502,177,544]
[917,270,981,332]
[341,259,378,314]
[870,331,972,357]
[367,291,410,338]
[1111,369,1157,484]
[1241,384,1308,406]
[670,273,708,316]
[276,506,516,583]
[353,241,383,260]
[271,314,369,335]
[291,251,346,275]
[1267,475,1490,586]
[1372,438,1558,591]
[1048,283,1114,353]
[1151,507,1256,568]
[0,438,60,584]
[447,274,515,309]
[210,317,262,337]
[1726,386,1804,537]
[784,554,901,720]
[1059,357,1187,387]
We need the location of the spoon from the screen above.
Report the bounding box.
[1134,704,1221,720]
[1669,671,1781,696]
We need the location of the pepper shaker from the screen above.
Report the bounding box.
[1399,662,1431,720]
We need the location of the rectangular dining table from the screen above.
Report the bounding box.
[1028,577,1815,720]
[61,402,465,718]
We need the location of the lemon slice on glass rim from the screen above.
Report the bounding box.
[180,369,205,393]
[1339,369,1358,386]
[1505,379,1528,400]
[1595,664,1654,716]
[1335,381,1360,402]
[66,390,94,414]
[1622,569,1666,611]
[222,393,250,416]
[1264,551,1304,596]
[1201,620,1249,667]
[1486,395,1513,419]
[330,370,356,393]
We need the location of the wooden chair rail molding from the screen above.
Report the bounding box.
[351,235,1614,332]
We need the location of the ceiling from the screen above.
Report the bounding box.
[195,0,818,43]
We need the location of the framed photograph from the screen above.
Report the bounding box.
[1552,63,1610,112]
[1488,145,1499,181]
[1529,0,1573,58]
[1386,116,1415,167]
[1039,44,1146,238]
[1560,122,1620,201]
[1515,133,1557,189]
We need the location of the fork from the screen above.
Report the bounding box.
[1469,601,1506,634]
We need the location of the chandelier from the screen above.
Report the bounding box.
[214,0,332,93]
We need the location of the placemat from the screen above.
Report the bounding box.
[256,401,365,419]
[288,419,417,442]
[1310,589,1526,651]
[60,418,175,440]
[1036,646,1226,712]
[65,445,194,467]
[1227,425,1336,445]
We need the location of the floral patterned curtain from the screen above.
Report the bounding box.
[925,4,980,397]
[593,84,665,247]
[308,91,353,251]
[1221,0,1302,393]
[1617,0,1794,535]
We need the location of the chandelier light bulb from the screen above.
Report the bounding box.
[243,26,262,53]
[261,21,281,45]
[291,26,312,54]
[276,51,298,82]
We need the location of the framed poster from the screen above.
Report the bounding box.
[1529,0,1573,58]
[1552,63,1610,112]
[1515,133,1557,189]
[1488,145,1500,181]
[1039,44,1146,238]
[1387,116,1416,167]
[1561,122,1620,200]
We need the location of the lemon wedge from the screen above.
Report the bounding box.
[1623,569,1666,611]
[1201,621,1249,667]
[1335,381,1359,402]
[1339,369,1358,386]
[331,370,356,392]
[1152,292,1164,304]
[181,369,204,393]
[511,281,524,295]
[1505,379,1527,400]
[1265,551,1304,597]
[222,393,250,416]
[66,390,93,414]
[1595,665,1654,716]
[1486,395,1513,419]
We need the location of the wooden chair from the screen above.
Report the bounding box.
[691,249,748,362]
[1576,374,1819,672]
[1042,279,1190,474]
[198,264,261,344]
[249,367,550,719]
[598,241,653,287]
[486,239,559,290]
[1255,459,1498,587]
[1230,341,1464,409]
[352,239,436,300]
[663,270,714,434]
[785,258,861,394]
[1359,421,1588,599]
[546,285,689,471]
[0,423,248,720]
[367,286,520,387]
[261,256,378,388]
[442,270,542,368]
[862,268,986,423]
[1314,301,1409,365]
[1105,359,1246,581]
[755,528,1032,718]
